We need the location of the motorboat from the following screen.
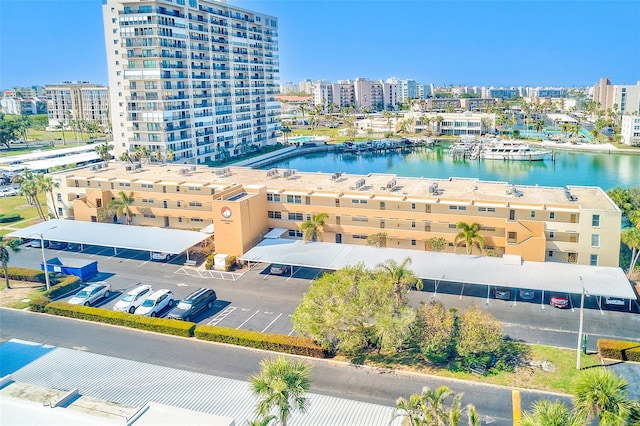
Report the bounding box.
[480,139,550,161]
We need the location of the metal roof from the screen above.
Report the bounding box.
[7,219,211,254]
[7,341,401,426]
[240,239,637,299]
[264,227,289,239]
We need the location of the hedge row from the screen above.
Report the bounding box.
[45,301,195,337]
[0,214,21,223]
[195,324,326,358]
[598,339,640,362]
[3,267,46,283]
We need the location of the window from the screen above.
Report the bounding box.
[549,211,555,219]
[188,186,201,191]
[189,201,202,207]
[590,254,598,266]
[267,193,280,202]
[353,234,367,240]
[177,201,181,207]
[286,194,301,204]
[487,207,495,213]
[352,216,368,222]
[448,205,466,211]
[288,212,303,221]
[509,210,515,221]
[411,203,416,210]
[142,198,154,204]
[530,211,536,218]
[351,199,367,204]
[549,231,555,239]
[143,213,156,218]
[141,183,154,188]
[448,224,457,229]
[591,234,600,247]
[425,223,431,232]
[411,239,416,246]
[336,216,341,225]
[569,234,578,243]
[592,214,600,227]
[267,211,281,219]
[380,201,385,210]
[411,221,416,228]
[119,182,131,187]
[191,218,203,222]
[508,232,517,243]
[57,193,62,202]
[57,207,63,216]
[548,250,553,257]
[288,230,303,238]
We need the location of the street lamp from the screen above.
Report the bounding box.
[32,226,57,291]
[576,275,588,370]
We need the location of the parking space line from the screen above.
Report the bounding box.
[287,328,295,336]
[261,313,283,333]
[237,310,260,329]
[207,306,236,326]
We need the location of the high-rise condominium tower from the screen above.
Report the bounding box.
[103,0,280,163]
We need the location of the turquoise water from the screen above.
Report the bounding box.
[287,136,312,143]
[260,146,640,189]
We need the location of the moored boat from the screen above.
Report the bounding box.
[480,140,550,161]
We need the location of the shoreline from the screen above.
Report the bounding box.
[511,139,640,155]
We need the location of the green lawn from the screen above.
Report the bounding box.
[0,193,47,231]
[341,343,600,394]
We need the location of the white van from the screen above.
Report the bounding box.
[135,289,174,317]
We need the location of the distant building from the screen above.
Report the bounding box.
[526,87,567,98]
[481,87,521,100]
[298,79,313,95]
[279,82,299,94]
[592,78,640,116]
[311,78,397,111]
[46,82,110,130]
[620,115,640,147]
[2,85,46,98]
[411,111,495,136]
[0,97,47,115]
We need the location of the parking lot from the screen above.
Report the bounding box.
[7,240,640,349]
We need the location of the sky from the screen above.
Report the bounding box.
[0,0,638,89]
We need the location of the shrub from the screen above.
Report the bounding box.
[45,301,195,337]
[205,252,216,270]
[3,267,46,283]
[598,339,640,362]
[195,325,326,358]
[48,275,82,299]
[0,214,21,223]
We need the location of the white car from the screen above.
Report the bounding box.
[69,282,112,306]
[0,187,18,197]
[113,285,154,314]
[151,252,172,261]
[135,289,174,317]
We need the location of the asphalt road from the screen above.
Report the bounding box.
[0,308,574,425]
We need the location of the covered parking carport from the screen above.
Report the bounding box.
[7,219,212,262]
[240,238,638,310]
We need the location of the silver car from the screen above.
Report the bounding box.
[69,282,112,306]
[113,285,153,314]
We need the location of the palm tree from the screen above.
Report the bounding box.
[299,213,328,242]
[297,102,309,125]
[435,115,444,135]
[55,121,67,146]
[495,114,505,136]
[621,227,640,278]
[392,386,478,426]
[246,416,276,426]
[573,368,635,426]
[37,174,59,219]
[533,119,544,139]
[522,400,586,426]
[1,236,21,289]
[14,170,46,220]
[166,148,175,162]
[95,141,113,162]
[134,145,150,163]
[377,257,423,310]
[108,191,135,224]
[250,356,312,426]
[393,393,425,426]
[454,222,485,255]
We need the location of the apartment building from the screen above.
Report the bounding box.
[0,97,47,115]
[411,111,495,136]
[102,0,280,163]
[593,78,640,115]
[46,82,110,129]
[621,115,640,147]
[49,162,620,267]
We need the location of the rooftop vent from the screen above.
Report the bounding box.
[564,186,578,202]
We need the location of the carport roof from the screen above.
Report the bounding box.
[240,239,637,299]
[7,219,211,254]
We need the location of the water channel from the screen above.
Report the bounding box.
[259,145,640,190]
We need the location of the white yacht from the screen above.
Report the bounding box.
[481,140,551,161]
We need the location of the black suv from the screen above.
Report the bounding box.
[168,287,217,321]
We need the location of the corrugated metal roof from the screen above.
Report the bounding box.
[7,219,210,254]
[10,344,401,426]
[240,239,637,299]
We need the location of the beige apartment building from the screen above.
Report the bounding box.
[592,78,640,115]
[46,82,110,129]
[49,163,621,267]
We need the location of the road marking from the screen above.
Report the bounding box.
[264,311,274,315]
[512,389,521,425]
[288,328,295,336]
[207,306,236,326]
[72,346,88,351]
[176,283,188,287]
[262,313,283,333]
[237,310,260,329]
[240,308,250,312]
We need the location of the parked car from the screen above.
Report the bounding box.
[68,282,112,306]
[67,242,82,251]
[49,241,68,250]
[168,287,217,321]
[604,297,625,308]
[494,287,511,300]
[270,264,291,275]
[113,284,154,314]
[0,187,18,197]
[151,252,172,261]
[29,239,48,248]
[135,289,174,317]
[550,293,570,308]
[519,289,536,300]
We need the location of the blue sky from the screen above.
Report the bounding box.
[1,0,638,89]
